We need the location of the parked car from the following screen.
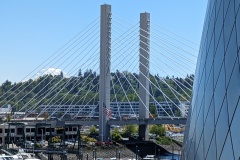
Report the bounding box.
[104,141,113,145]
[23,141,34,148]
[15,139,23,147]
[65,141,74,146]
[95,141,104,146]
[39,140,46,146]
[67,138,78,143]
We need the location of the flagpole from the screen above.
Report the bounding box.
[102,102,104,142]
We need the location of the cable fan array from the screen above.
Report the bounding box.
[0,14,198,120]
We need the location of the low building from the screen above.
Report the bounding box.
[0,122,80,145]
[37,101,189,118]
[0,104,11,114]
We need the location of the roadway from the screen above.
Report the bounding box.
[11,117,187,126]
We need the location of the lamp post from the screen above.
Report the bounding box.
[135,145,138,160]
[178,149,180,160]
[118,151,120,160]
[41,129,43,141]
[158,149,160,160]
[95,147,97,159]
[138,150,140,160]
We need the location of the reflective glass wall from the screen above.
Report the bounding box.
[182,0,240,159]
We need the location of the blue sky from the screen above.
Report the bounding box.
[0,0,208,84]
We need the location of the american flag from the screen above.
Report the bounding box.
[103,106,112,118]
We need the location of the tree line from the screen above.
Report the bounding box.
[0,70,194,112]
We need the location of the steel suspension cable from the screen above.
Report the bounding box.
[139,33,195,73]
[25,49,100,117]
[36,59,100,118]
[0,17,100,101]
[20,35,100,115]
[2,23,100,109]
[112,14,195,65]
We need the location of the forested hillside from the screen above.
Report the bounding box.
[0,70,194,111]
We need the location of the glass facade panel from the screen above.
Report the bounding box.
[219,133,234,160]
[236,7,240,50]
[213,32,224,86]
[223,0,231,19]
[182,0,240,159]
[203,100,215,152]
[214,63,225,120]
[226,57,240,121]
[215,0,223,45]
[206,38,214,80]
[223,0,235,42]
[204,67,213,120]
[196,77,205,115]
[188,108,196,139]
[235,0,240,13]
[195,101,204,145]
[216,0,223,12]
[230,99,240,159]
[205,132,216,160]
[224,26,238,85]
[239,50,240,68]
[187,132,196,160]
[207,1,215,39]
[195,135,204,160]
[215,97,229,159]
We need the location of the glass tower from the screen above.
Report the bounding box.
[182,0,240,159]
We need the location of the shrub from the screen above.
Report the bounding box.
[155,136,173,145]
[51,136,61,143]
[149,125,166,137]
[112,133,122,142]
[35,143,42,148]
[121,125,137,137]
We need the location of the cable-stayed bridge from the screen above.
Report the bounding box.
[0,4,198,142]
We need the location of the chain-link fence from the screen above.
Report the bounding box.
[52,145,140,160]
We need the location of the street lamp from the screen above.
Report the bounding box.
[178,149,180,160]
[118,151,120,160]
[94,147,97,159]
[41,129,43,141]
[138,150,140,160]
[158,149,160,160]
[135,145,138,160]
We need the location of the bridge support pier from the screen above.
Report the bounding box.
[139,12,150,141]
[99,4,111,142]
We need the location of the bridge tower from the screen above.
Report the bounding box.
[139,12,150,140]
[99,4,111,142]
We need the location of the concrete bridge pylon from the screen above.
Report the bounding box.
[139,12,150,141]
[98,5,151,142]
[99,4,111,142]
